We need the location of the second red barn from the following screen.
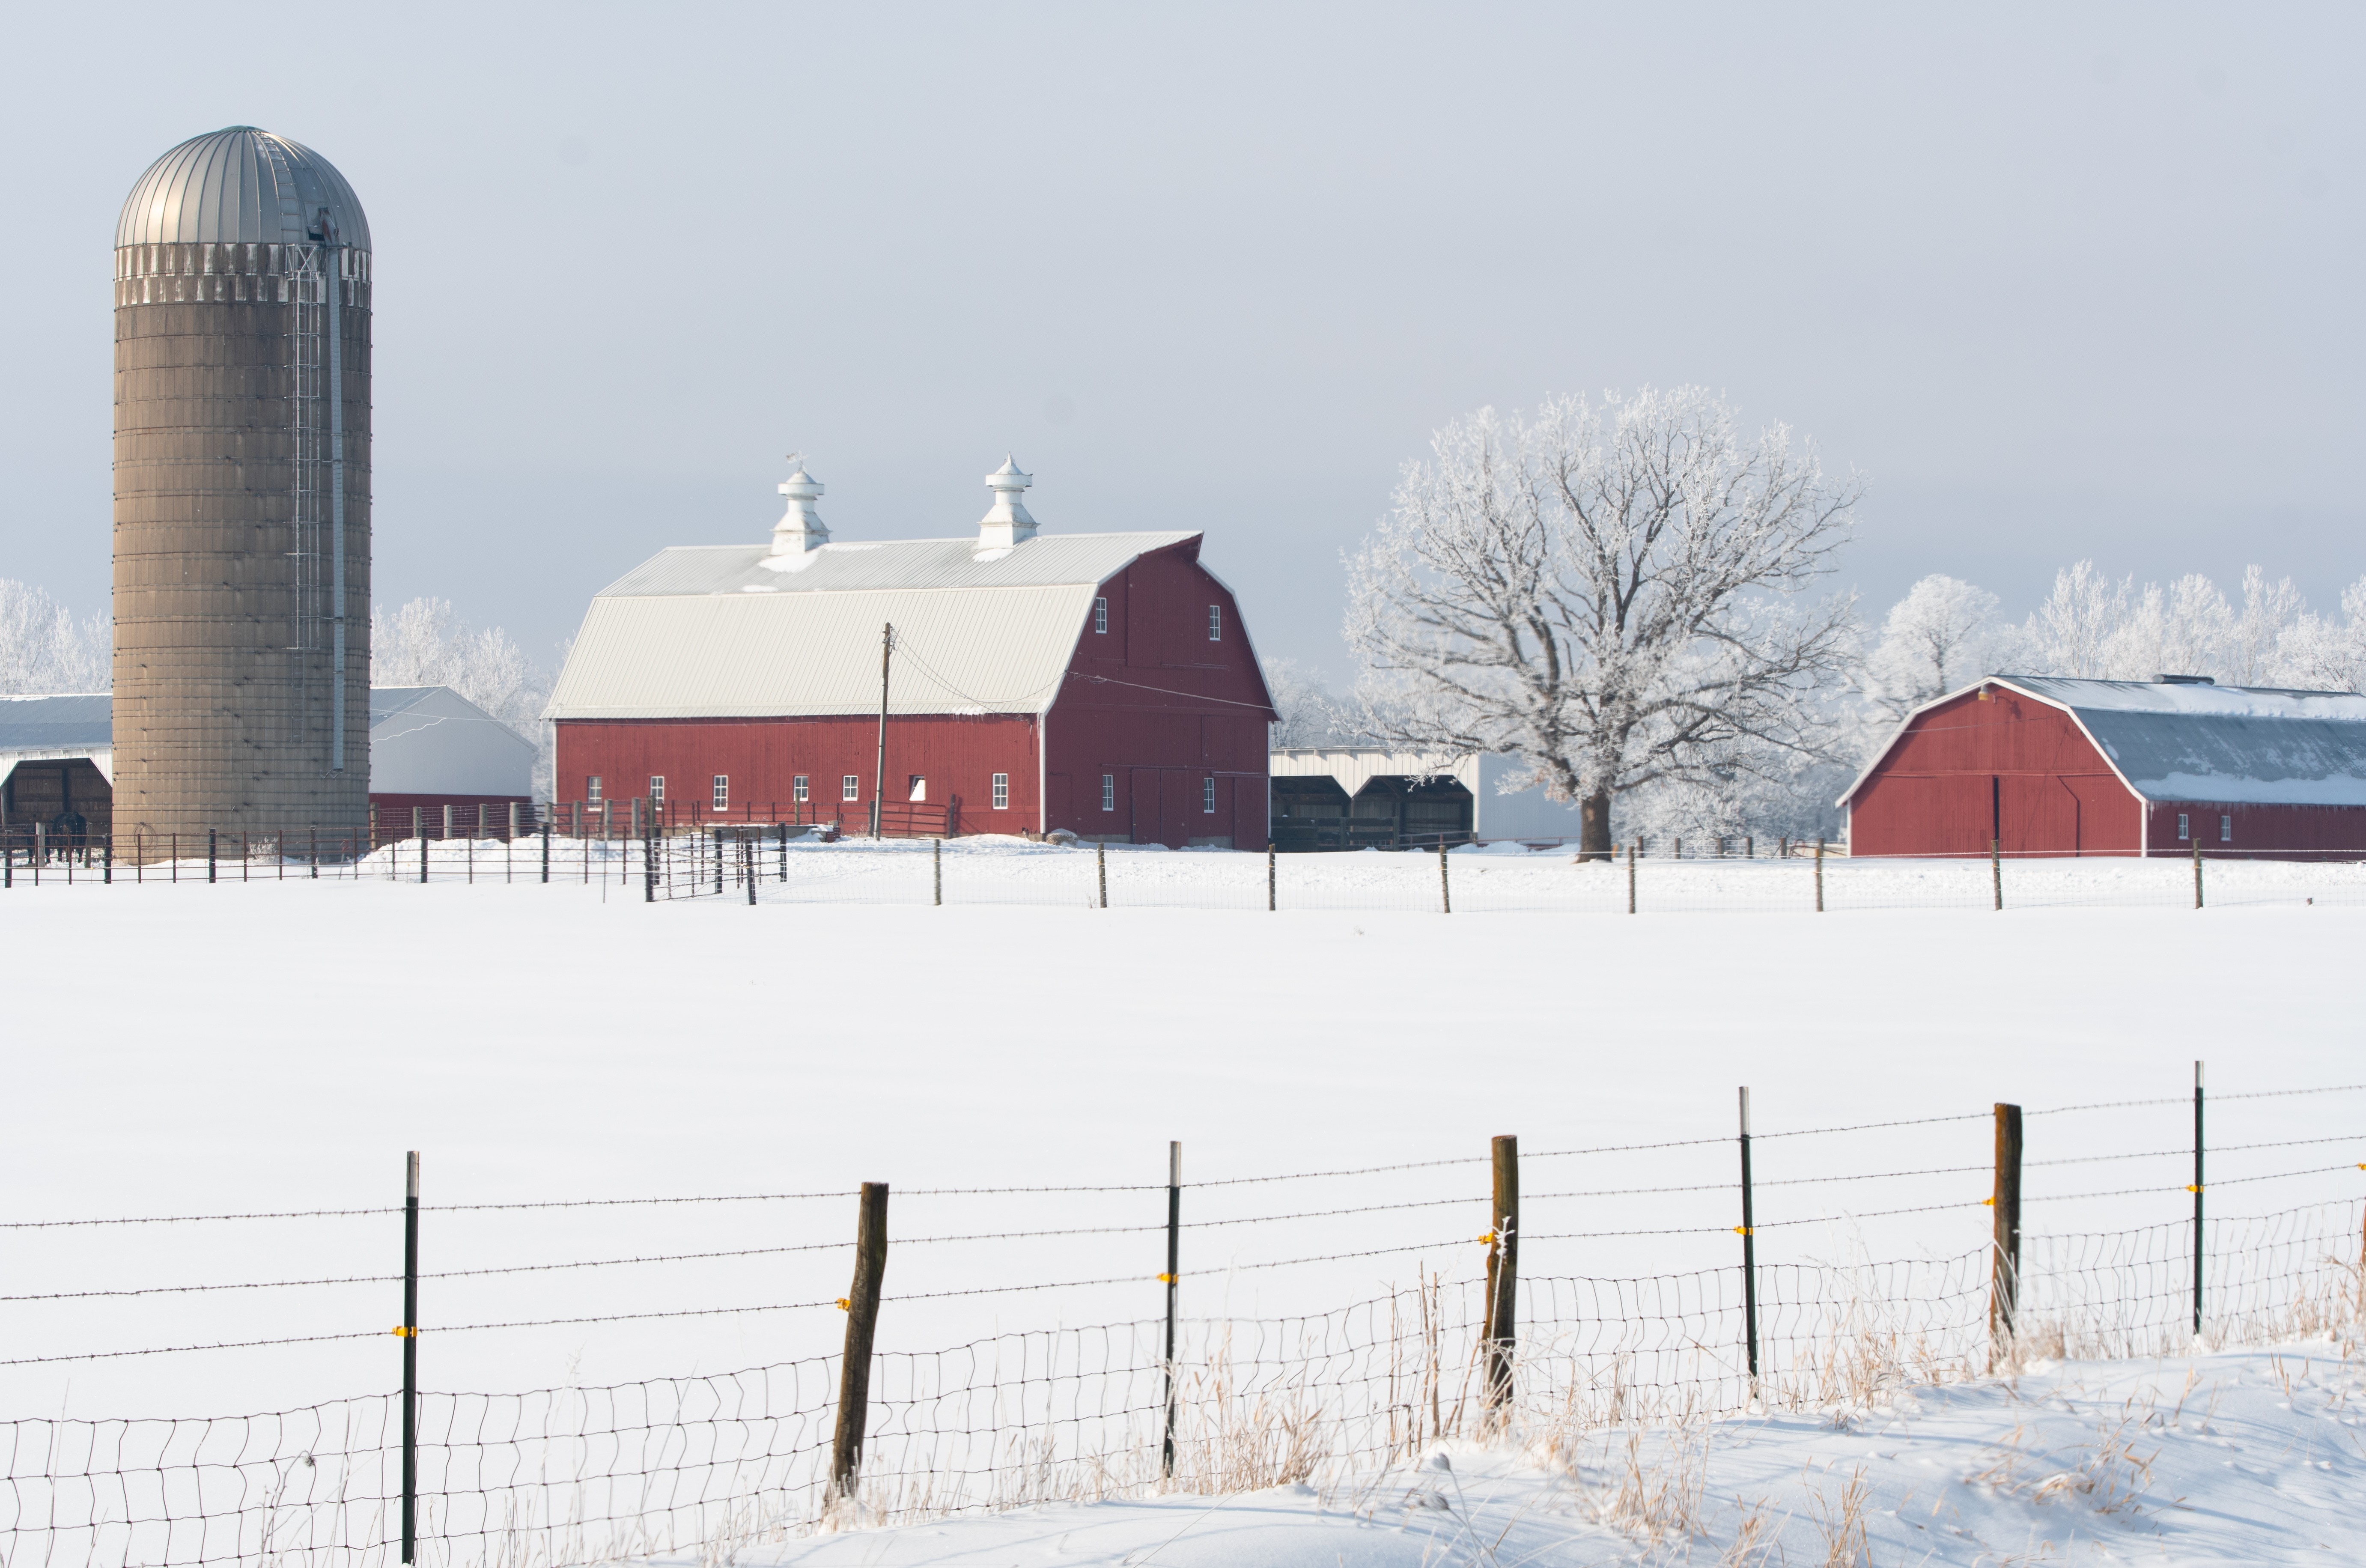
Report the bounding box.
[545,459,1276,847]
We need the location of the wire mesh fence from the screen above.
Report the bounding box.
[7,1196,2360,1568]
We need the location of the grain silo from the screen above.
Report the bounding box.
[111,127,372,848]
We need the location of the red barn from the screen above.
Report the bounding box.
[545,459,1276,847]
[1842,675,2366,861]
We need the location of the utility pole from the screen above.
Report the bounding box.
[873,622,894,838]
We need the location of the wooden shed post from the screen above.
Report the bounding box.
[1483,1135,1518,1425]
[1990,1102,2022,1357]
[831,1182,890,1502]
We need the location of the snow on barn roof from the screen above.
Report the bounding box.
[1845,675,2366,808]
[0,693,113,754]
[545,512,1203,721]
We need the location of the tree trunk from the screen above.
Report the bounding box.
[1579,788,1615,860]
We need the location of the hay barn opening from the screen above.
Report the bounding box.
[544,459,1276,848]
[1842,675,2366,860]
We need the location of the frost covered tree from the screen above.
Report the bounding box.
[2021,561,2306,683]
[1262,658,1359,748]
[1862,575,2013,719]
[2024,561,2128,678]
[1346,387,1861,859]
[2277,576,2366,692]
[370,596,555,793]
[0,580,110,694]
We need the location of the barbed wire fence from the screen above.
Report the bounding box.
[6,820,2366,914]
[6,1085,2366,1568]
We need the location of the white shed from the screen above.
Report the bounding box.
[1269,747,1588,844]
[369,687,536,798]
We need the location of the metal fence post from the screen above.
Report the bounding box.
[1162,1141,1181,1479]
[104,835,113,885]
[541,820,551,884]
[1738,1087,1760,1394]
[745,838,757,905]
[2191,1060,2205,1336]
[419,832,429,885]
[208,828,218,884]
[933,838,943,906]
[401,1151,420,1564]
[1990,1102,2022,1357]
[1267,845,1275,912]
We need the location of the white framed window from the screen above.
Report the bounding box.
[1202,777,1216,813]
[649,775,665,804]
[1094,596,1109,634]
[2220,814,2233,843]
[1101,773,1115,811]
[841,774,861,802]
[1207,604,1222,641]
[712,775,729,811]
[587,776,603,804]
[909,774,927,802]
[992,772,1010,810]
[793,775,809,804]
[2177,813,2190,841]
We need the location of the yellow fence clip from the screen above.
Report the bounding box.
[391,1326,416,1338]
[1156,1273,1177,1284]
[1981,1197,1995,1207]
[2185,1184,2204,1193]
[835,1297,852,1311]
[1477,1231,1496,1244]
[1734,1225,1754,1236]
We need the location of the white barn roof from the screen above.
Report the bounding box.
[546,532,1201,721]
[1845,676,2366,808]
[369,687,537,796]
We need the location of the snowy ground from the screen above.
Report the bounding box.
[5,851,2365,1563]
[721,1344,2366,1566]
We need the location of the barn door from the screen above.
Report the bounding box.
[1129,768,1161,847]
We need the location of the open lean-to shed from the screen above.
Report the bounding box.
[1842,675,2366,860]
[544,459,1276,848]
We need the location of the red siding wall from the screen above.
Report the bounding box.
[554,714,1040,833]
[1848,689,2141,858]
[551,539,1278,848]
[2140,801,2366,861]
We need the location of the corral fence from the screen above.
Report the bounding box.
[6,1075,2364,1568]
[6,817,2365,913]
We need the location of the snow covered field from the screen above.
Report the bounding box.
[5,855,2364,1564]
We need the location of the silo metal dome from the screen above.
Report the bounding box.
[117,126,372,251]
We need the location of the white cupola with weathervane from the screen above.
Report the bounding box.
[977,456,1039,551]
[770,455,830,556]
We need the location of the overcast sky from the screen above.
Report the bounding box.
[1,4,2357,682]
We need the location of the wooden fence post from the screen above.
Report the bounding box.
[1990,1102,2022,1357]
[1483,1134,1518,1423]
[933,837,942,906]
[1991,838,2003,912]
[1813,837,1824,912]
[2193,837,2204,910]
[1439,842,1451,914]
[1267,846,1276,912]
[831,1182,890,1501]
[1627,841,1636,914]
[1097,841,1107,909]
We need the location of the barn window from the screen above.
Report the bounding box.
[841,775,860,802]
[909,775,927,802]
[1101,773,1115,811]
[1094,596,1109,634]
[793,775,809,804]
[712,775,729,811]
[649,775,665,804]
[1202,777,1216,813]
[2177,813,2189,841]
[992,772,1010,810]
[1207,604,1222,641]
[587,776,603,804]
[2220,814,2233,843]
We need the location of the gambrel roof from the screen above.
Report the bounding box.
[1844,676,2366,807]
[544,533,1205,722]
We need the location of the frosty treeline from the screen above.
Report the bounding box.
[0,580,110,695]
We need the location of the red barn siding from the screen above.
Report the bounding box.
[2140,802,2366,860]
[1848,689,2142,858]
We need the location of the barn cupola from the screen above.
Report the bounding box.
[772,456,829,554]
[977,456,1038,550]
